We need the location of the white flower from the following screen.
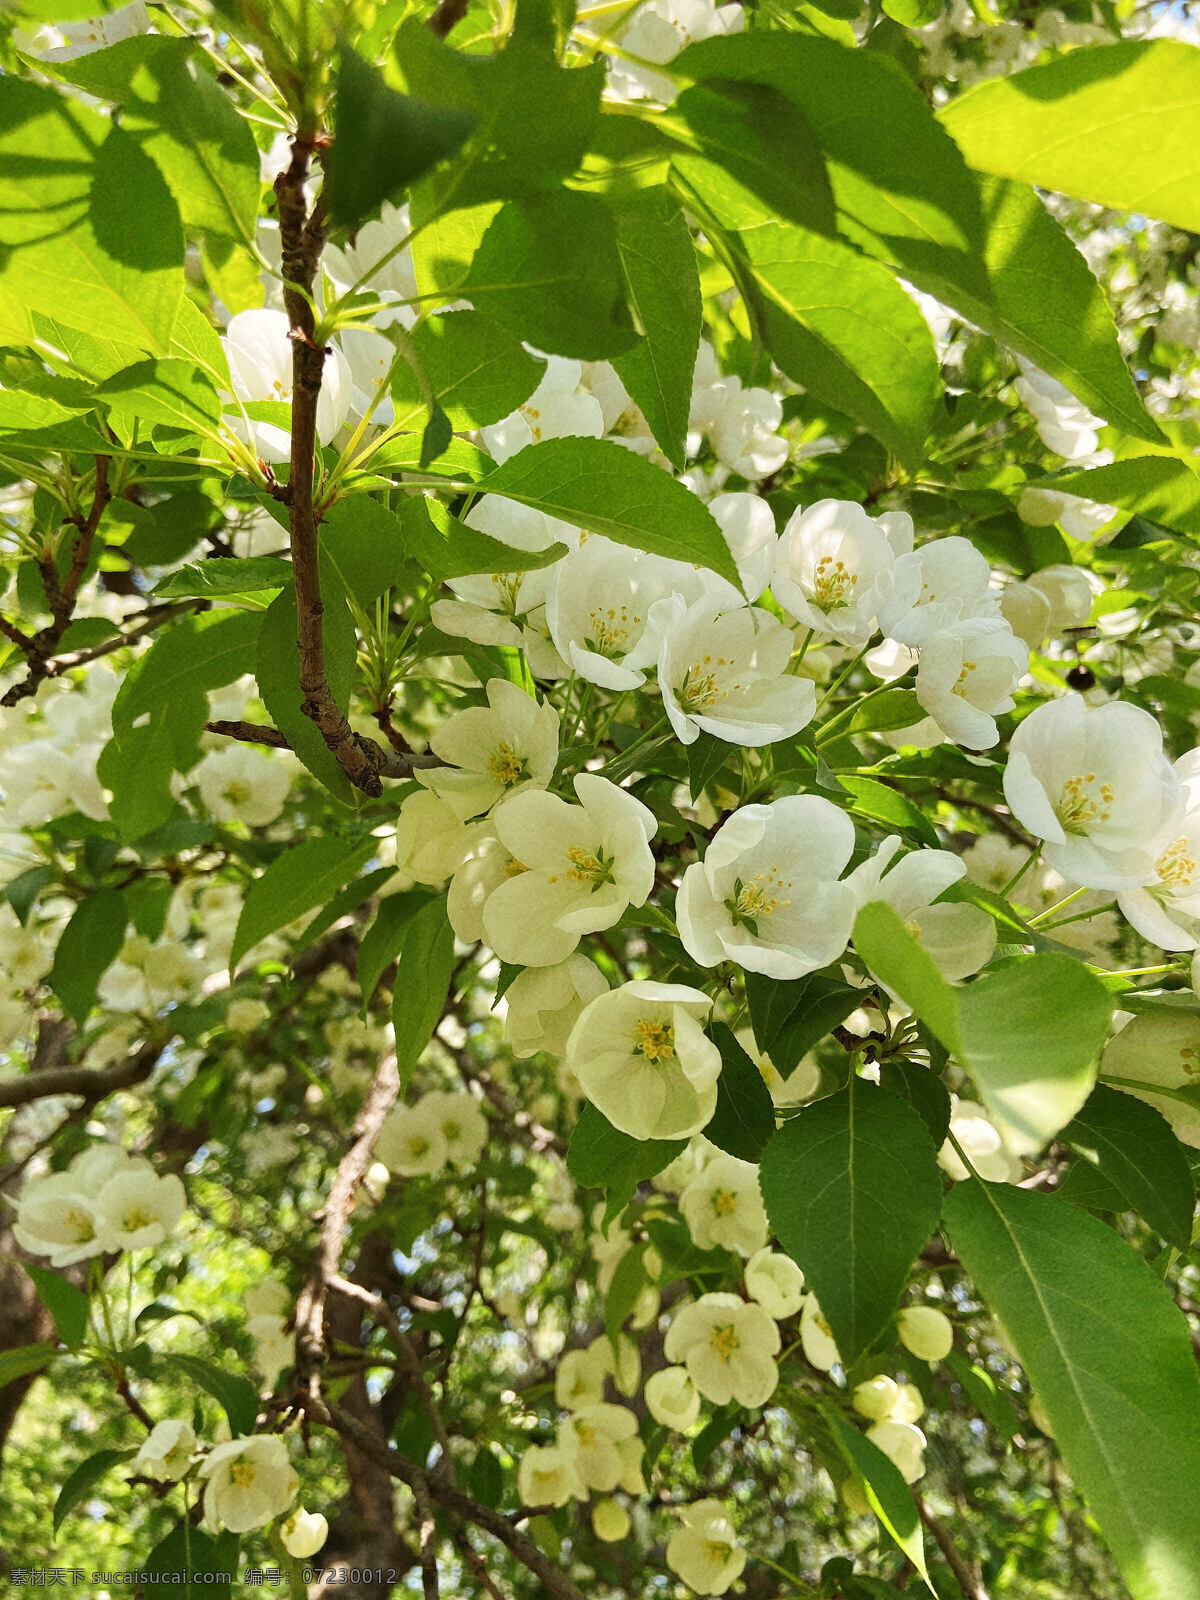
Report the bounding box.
[339,326,398,428]
[897,1306,954,1362]
[374,1100,449,1176]
[0,739,107,826]
[546,535,711,691]
[1027,565,1093,633]
[679,1153,769,1257]
[196,739,294,825]
[420,1090,487,1170]
[744,1247,805,1319]
[464,495,576,555]
[914,618,1027,750]
[1018,483,1117,542]
[665,1293,780,1407]
[1117,748,1200,950]
[447,825,514,943]
[483,773,657,966]
[710,382,788,480]
[94,1165,187,1253]
[709,493,778,600]
[503,955,609,1058]
[592,1500,631,1542]
[555,1343,611,1411]
[247,1313,293,1390]
[612,0,745,101]
[18,0,148,61]
[676,796,858,978]
[568,980,721,1141]
[938,1097,1022,1182]
[644,593,816,747]
[322,201,418,309]
[666,1499,747,1597]
[1099,1013,1200,1149]
[13,1173,104,1267]
[866,1419,927,1484]
[223,310,352,465]
[877,535,1000,647]
[1000,580,1052,651]
[418,678,559,819]
[226,998,270,1033]
[644,1366,702,1430]
[771,499,907,647]
[280,1507,329,1559]
[517,1443,583,1508]
[481,356,604,463]
[1003,697,1179,890]
[853,1376,903,1422]
[245,1282,291,1320]
[0,912,54,990]
[558,1403,640,1493]
[431,564,557,656]
[394,791,482,887]
[736,1027,821,1108]
[132,1419,196,1484]
[799,1294,841,1372]
[849,838,997,981]
[1015,361,1105,460]
[199,1435,299,1534]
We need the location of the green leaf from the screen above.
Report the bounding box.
[944,1177,1200,1600]
[759,1081,944,1363]
[826,1413,932,1586]
[319,497,409,611]
[0,78,183,356]
[397,495,567,584]
[1060,1083,1195,1252]
[95,358,220,438]
[49,888,127,1026]
[145,1520,240,1600]
[854,905,1112,1154]
[329,45,476,234]
[22,1263,89,1348]
[940,40,1200,234]
[255,579,356,806]
[840,776,940,847]
[162,1353,260,1436]
[605,1240,648,1345]
[114,609,262,729]
[393,894,456,1091]
[706,1022,776,1162]
[4,864,54,925]
[673,31,987,296]
[476,435,740,586]
[463,191,637,360]
[686,728,734,803]
[153,557,293,600]
[230,835,375,972]
[877,1060,952,1148]
[846,690,922,735]
[53,1446,138,1536]
[943,1348,1019,1439]
[0,1342,58,1389]
[610,187,702,471]
[46,36,261,245]
[1032,455,1200,535]
[566,1102,686,1227]
[97,708,181,845]
[294,866,397,954]
[411,198,503,301]
[358,889,427,1009]
[391,310,546,431]
[676,163,938,470]
[769,976,865,1075]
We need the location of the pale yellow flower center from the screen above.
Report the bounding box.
[1057,772,1114,832]
[586,605,640,658]
[489,572,524,615]
[726,868,792,933]
[562,845,615,887]
[1179,1045,1200,1078]
[222,779,253,807]
[66,1207,95,1244]
[487,741,527,788]
[406,1135,431,1160]
[952,660,977,698]
[120,1205,156,1233]
[504,858,528,879]
[634,1019,675,1061]
[703,1540,734,1566]
[1157,836,1197,890]
[710,1188,738,1217]
[229,1460,257,1489]
[811,555,858,610]
[573,1420,597,1448]
[710,1324,740,1362]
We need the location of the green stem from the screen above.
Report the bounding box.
[1001,845,1040,899]
[813,641,871,717]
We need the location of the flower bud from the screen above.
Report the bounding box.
[280,1507,328,1559]
[897,1306,954,1362]
[592,1499,630,1542]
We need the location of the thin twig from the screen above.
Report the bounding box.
[916,1498,989,1600]
[428,0,470,37]
[205,719,442,778]
[0,1042,162,1110]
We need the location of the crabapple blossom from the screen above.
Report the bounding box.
[420,1090,488,1169]
[679,1152,769,1257]
[664,1293,780,1407]
[556,1343,611,1411]
[1003,696,1180,889]
[644,1366,702,1430]
[517,1443,582,1508]
[799,1294,841,1371]
[853,1376,904,1423]
[322,200,418,308]
[744,1247,805,1320]
[868,1419,928,1484]
[222,309,352,464]
[12,1171,106,1267]
[93,1164,187,1252]
[592,1500,631,1542]
[481,357,603,462]
[666,1499,747,1597]
[198,1435,299,1534]
[897,1306,954,1362]
[736,1027,821,1107]
[1015,360,1105,460]
[771,498,908,647]
[483,773,656,966]
[431,563,559,665]
[914,618,1028,750]
[1116,748,1200,949]
[1027,564,1094,632]
[611,0,745,101]
[374,1099,449,1176]
[417,677,559,819]
[18,0,148,61]
[280,1508,329,1559]
[938,1098,1022,1182]
[464,495,576,555]
[1000,580,1053,650]
[502,955,608,1058]
[849,837,997,980]
[877,535,1000,647]
[676,795,858,978]
[567,980,720,1141]
[1100,1012,1200,1148]
[641,592,816,746]
[393,791,482,886]
[132,1420,196,1483]
[447,825,513,943]
[558,1403,642,1493]
[709,492,779,600]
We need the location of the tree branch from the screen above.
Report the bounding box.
[917,1498,990,1600]
[427,0,470,38]
[204,719,442,778]
[0,1041,161,1110]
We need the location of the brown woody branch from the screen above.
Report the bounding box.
[2,457,111,707]
[204,719,442,780]
[307,1394,588,1600]
[917,1498,990,1600]
[0,1040,162,1110]
[427,0,470,38]
[275,142,389,798]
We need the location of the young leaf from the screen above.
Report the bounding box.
[114,609,262,729]
[230,835,376,972]
[154,557,293,600]
[769,977,865,1075]
[945,1177,1200,1600]
[686,729,734,804]
[706,1023,776,1163]
[393,894,456,1090]
[566,1102,686,1227]
[826,1413,932,1587]
[255,580,356,806]
[1060,1084,1196,1252]
[391,310,546,431]
[0,1342,57,1388]
[476,435,740,586]
[877,1060,952,1148]
[49,889,127,1026]
[53,1447,138,1536]
[357,889,428,1011]
[162,1353,260,1436]
[22,1264,90,1349]
[759,1081,943,1363]
[294,866,398,955]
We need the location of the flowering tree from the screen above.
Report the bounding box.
[4,0,1200,1596]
